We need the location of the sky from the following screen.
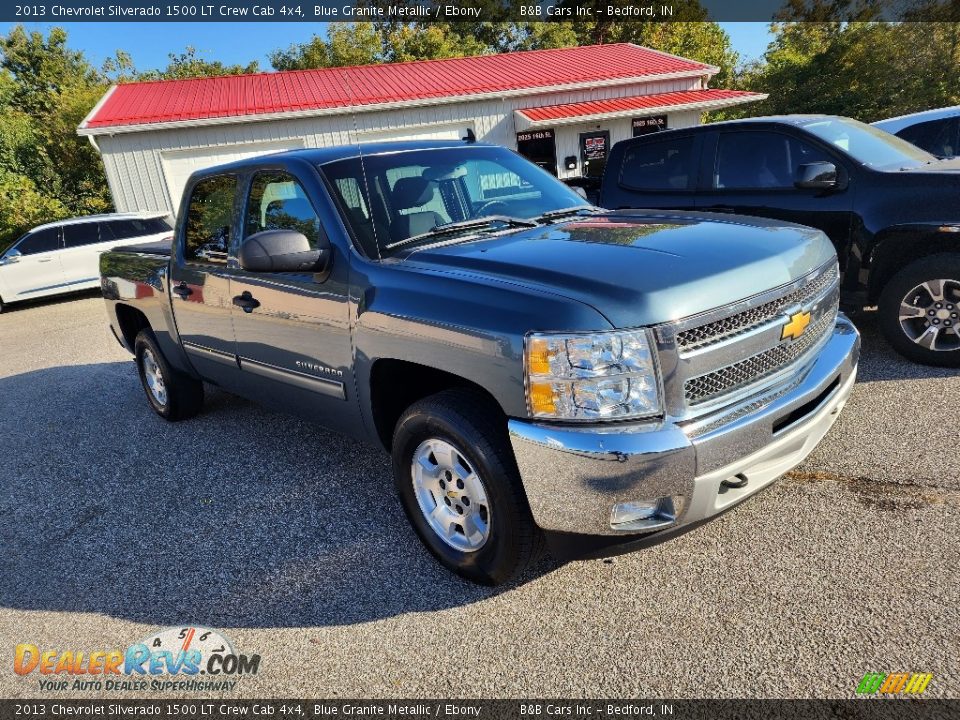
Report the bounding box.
[0,22,774,74]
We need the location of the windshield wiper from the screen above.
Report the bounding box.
[536,205,600,222]
[385,215,538,250]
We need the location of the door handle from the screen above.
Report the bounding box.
[172,282,193,299]
[232,291,260,313]
[38,258,53,263]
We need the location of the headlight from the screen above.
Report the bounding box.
[525,329,661,421]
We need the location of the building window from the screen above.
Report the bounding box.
[632,115,668,137]
[516,129,557,176]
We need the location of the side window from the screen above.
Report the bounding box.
[63,223,101,249]
[244,171,322,248]
[897,118,956,158]
[714,132,832,190]
[108,217,174,240]
[17,227,61,255]
[184,175,237,265]
[618,135,696,191]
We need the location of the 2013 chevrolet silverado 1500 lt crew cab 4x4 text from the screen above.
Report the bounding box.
[100,141,860,584]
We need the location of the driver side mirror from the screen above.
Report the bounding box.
[795,162,840,190]
[0,249,22,266]
[238,229,330,273]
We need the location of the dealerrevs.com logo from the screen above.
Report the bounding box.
[14,626,260,693]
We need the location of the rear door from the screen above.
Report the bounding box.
[698,128,855,259]
[602,132,701,210]
[168,174,242,387]
[229,165,358,428]
[0,227,65,300]
[60,221,106,290]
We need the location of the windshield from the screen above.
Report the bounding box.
[319,145,586,258]
[799,116,936,169]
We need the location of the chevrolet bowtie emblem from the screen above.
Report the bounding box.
[781,311,812,341]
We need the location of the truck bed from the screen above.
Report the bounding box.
[111,241,171,256]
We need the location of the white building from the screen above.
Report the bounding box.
[78,43,764,215]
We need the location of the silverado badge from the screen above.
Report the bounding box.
[781,310,812,341]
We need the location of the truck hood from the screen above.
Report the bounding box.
[402,211,836,328]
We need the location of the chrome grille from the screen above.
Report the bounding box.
[676,264,839,353]
[683,307,837,406]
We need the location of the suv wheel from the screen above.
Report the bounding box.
[134,329,204,420]
[879,253,960,367]
[391,389,543,585]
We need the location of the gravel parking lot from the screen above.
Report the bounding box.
[1,292,958,699]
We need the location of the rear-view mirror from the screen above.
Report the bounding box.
[795,162,839,190]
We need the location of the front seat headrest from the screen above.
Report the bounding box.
[392,177,435,211]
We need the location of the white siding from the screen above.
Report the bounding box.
[96,76,708,214]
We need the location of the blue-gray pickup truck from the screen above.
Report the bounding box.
[100,140,860,584]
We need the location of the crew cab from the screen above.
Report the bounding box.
[601,115,960,366]
[100,141,859,584]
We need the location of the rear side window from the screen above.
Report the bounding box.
[243,171,322,248]
[618,135,696,191]
[714,132,832,189]
[897,118,957,158]
[63,223,101,248]
[184,176,237,265]
[105,217,173,240]
[17,227,61,255]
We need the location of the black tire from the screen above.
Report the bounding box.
[134,329,204,420]
[878,253,960,367]
[391,388,544,585]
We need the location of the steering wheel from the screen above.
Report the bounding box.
[472,200,511,218]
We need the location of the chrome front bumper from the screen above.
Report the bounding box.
[508,315,860,538]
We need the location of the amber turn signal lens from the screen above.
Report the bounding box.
[528,382,557,415]
[527,338,553,376]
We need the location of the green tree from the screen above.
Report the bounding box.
[0,26,109,244]
[732,20,960,122]
[154,46,260,79]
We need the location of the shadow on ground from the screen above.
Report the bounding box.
[846,310,958,383]
[0,362,553,628]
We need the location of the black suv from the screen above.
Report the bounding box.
[601,115,960,366]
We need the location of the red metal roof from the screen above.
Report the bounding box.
[81,44,713,132]
[516,89,765,124]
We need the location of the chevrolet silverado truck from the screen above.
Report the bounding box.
[100,141,860,584]
[601,115,960,366]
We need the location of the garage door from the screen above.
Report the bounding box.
[160,139,305,212]
[356,122,474,144]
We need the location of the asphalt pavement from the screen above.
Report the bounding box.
[0,292,957,699]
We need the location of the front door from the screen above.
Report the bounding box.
[0,227,64,300]
[229,168,357,429]
[579,130,610,179]
[169,174,242,387]
[699,130,854,259]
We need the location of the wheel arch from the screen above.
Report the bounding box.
[115,303,152,352]
[368,358,508,451]
[868,226,960,303]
